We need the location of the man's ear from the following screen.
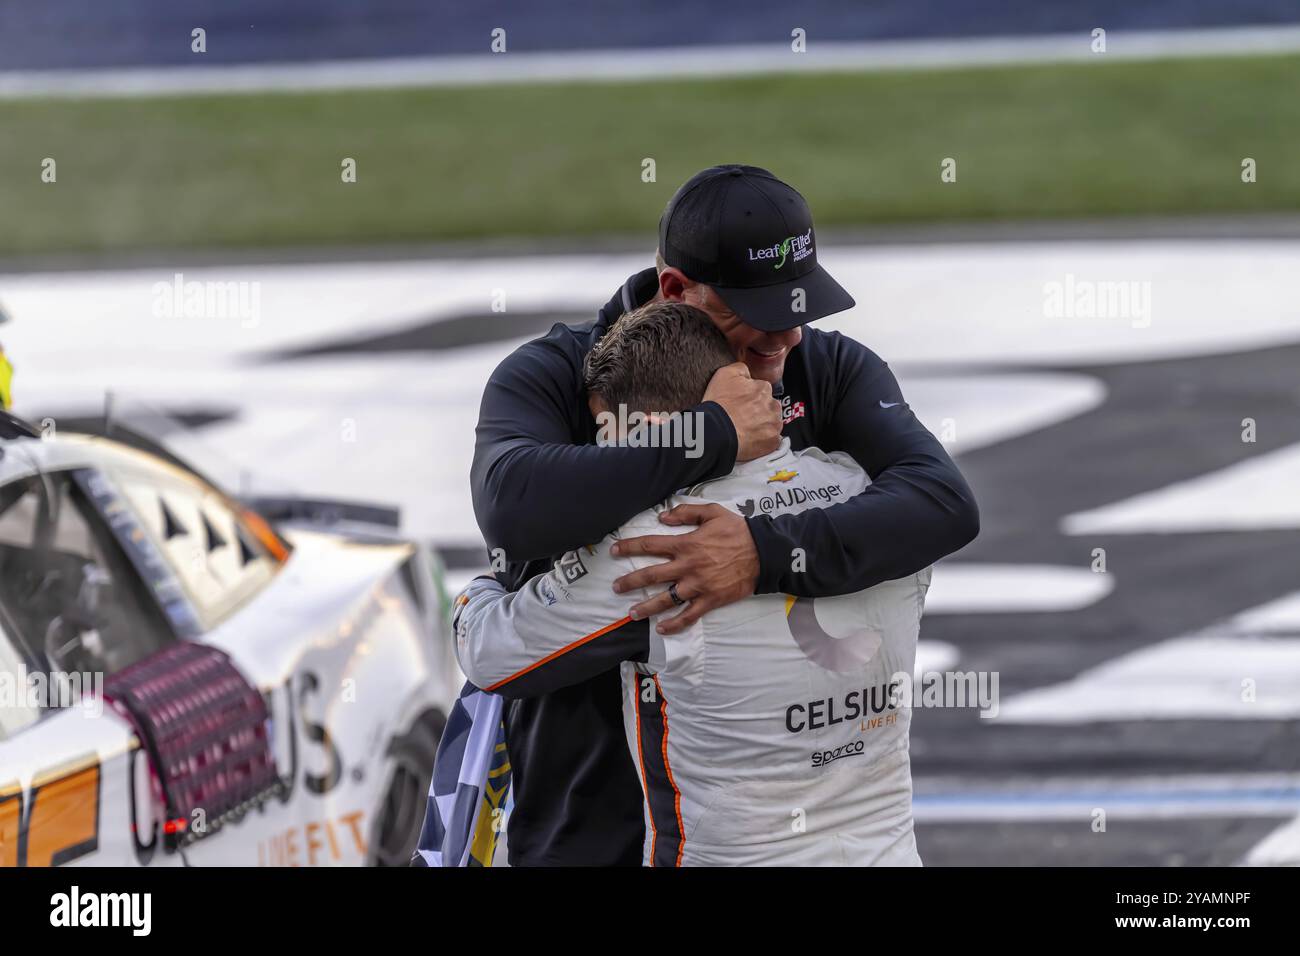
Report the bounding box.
[658,267,691,302]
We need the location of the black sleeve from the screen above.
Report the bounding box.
[470,335,739,562]
[747,333,979,596]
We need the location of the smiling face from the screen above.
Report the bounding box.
[657,266,802,384]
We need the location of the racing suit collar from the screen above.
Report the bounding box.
[727,436,794,477]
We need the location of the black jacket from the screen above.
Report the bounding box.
[470,267,979,865]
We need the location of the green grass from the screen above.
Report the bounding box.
[1,54,1297,257]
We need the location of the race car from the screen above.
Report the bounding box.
[0,410,461,867]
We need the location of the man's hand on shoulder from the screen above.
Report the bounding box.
[609,503,758,635]
[703,363,782,462]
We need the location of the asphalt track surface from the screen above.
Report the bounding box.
[908,342,1300,864]
[7,240,1299,866]
[2,1,1299,70]
[274,285,1300,864]
[919,818,1284,866]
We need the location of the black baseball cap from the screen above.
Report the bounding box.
[658,164,855,332]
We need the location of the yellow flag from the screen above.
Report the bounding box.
[0,346,13,410]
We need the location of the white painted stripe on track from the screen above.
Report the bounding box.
[996,596,1300,723]
[906,373,1105,457]
[926,564,1113,615]
[915,640,959,675]
[1233,591,1300,633]
[915,772,1300,824]
[3,26,1300,100]
[6,242,1300,368]
[818,241,1300,368]
[1063,442,1300,535]
[1243,814,1300,865]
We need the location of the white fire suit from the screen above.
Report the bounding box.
[454,437,930,866]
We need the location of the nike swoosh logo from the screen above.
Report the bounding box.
[879,401,901,408]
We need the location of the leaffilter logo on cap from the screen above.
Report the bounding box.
[748,228,814,270]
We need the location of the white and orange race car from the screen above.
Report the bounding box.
[0,412,461,867]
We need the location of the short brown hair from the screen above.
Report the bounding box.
[584,301,734,413]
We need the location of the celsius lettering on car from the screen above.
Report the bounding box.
[299,671,344,796]
[784,595,882,674]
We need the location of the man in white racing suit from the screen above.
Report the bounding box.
[455,301,930,866]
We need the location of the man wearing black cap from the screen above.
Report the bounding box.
[470,164,979,866]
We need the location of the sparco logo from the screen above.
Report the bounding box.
[811,740,865,768]
[748,228,813,269]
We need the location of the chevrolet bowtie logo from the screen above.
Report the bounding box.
[767,469,798,484]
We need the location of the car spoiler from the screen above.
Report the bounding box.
[0,409,39,440]
[16,411,401,536]
[242,495,401,530]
